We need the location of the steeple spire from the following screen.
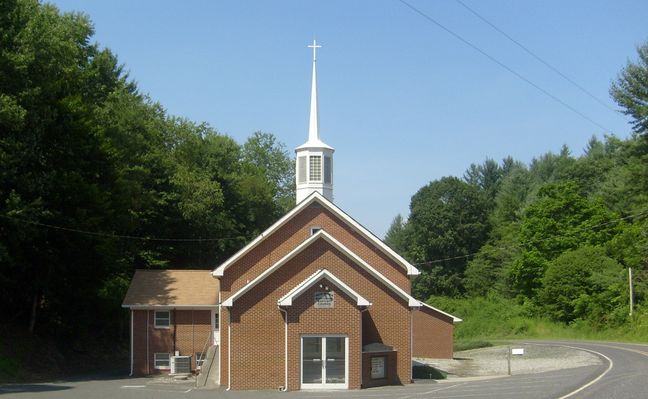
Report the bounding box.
[295,40,335,204]
[307,40,321,142]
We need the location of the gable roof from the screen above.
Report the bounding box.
[277,269,370,307]
[122,269,219,308]
[212,192,419,277]
[418,301,462,323]
[222,230,420,307]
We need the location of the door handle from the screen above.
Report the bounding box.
[312,358,321,362]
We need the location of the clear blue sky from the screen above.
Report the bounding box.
[51,0,648,237]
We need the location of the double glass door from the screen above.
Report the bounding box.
[301,336,347,389]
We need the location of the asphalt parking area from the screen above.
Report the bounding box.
[0,363,605,399]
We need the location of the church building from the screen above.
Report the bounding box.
[122,41,460,391]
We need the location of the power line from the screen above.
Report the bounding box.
[0,214,246,243]
[413,209,648,267]
[398,0,612,133]
[453,0,616,112]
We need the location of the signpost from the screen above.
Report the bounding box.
[508,347,524,375]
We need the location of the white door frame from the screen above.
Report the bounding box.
[300,335,348,390]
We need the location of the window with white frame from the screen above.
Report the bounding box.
[154,310,170,328]
[196,352,204,369]
[310,226,322,235]
[154,353,170,369]
[309,155,322,182]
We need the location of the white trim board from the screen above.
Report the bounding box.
[278,269,371,307]
[212,192,419,277]
[222,230,420,308]
[418,301,462,323]
[122,305,219,309]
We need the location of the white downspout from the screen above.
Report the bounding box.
[279,307,288,391]
[227,309,231,391]
[410,307,416,382]
[360,306,370,388]
[216,293,221,384]
[129,309,134,376]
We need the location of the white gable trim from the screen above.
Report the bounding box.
[277,269,371,307]
[212,192,419,277]
[418,301,463,323]
[222,230,420,307]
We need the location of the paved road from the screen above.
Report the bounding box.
[542,340,648,399]
[1,340,646,398]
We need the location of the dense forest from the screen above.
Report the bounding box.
[1,0,647,379]
[385,42,648,333]
[0,0,294,349]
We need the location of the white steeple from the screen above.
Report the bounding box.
[296,40,335,204]
[307,40,322,143]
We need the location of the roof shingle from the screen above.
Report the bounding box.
[122,269,219,307]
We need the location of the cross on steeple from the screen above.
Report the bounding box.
[308,39,321,61]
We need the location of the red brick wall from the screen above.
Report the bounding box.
[132,310,149,375]
[220,204,411,298]
[412,307,454,359]
[131,309,213,375]
[286,279,361,391]
[223,237,412,390]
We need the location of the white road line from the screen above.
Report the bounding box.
[529,344,614,399]
[121,385,145,388]
[425,393,532,398]
[593,343,648,357]
[421,383,466,394]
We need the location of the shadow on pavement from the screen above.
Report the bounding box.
[0,384,72,394]
[55,369,130,383]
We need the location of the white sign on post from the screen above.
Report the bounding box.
[511,348,524,355]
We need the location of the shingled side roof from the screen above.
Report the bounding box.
[122,269,219,308]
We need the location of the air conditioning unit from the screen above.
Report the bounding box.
[170,355,191,374]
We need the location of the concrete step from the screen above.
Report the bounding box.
[196,345,219,389]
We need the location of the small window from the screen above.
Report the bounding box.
[310,226,322,235]
[214,312,219,331]
[154,310,170,328]
[154,353,170,369]
[297,156,307,184]
[309,155,322,182]
[196,352,204,369]
[324,156,332,184]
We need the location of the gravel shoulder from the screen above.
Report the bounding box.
[414,343,602,378]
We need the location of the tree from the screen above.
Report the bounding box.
[384,214,407,254]
[406,177,490,298]
[464,243,514,297]
[539,246,626,326]
[0,0,296,341]
[508,181,620,297]
[611,41,648,137]
[463,158,503,207]
[242,131,295,214]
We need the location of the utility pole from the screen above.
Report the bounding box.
[629,267,634,316]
